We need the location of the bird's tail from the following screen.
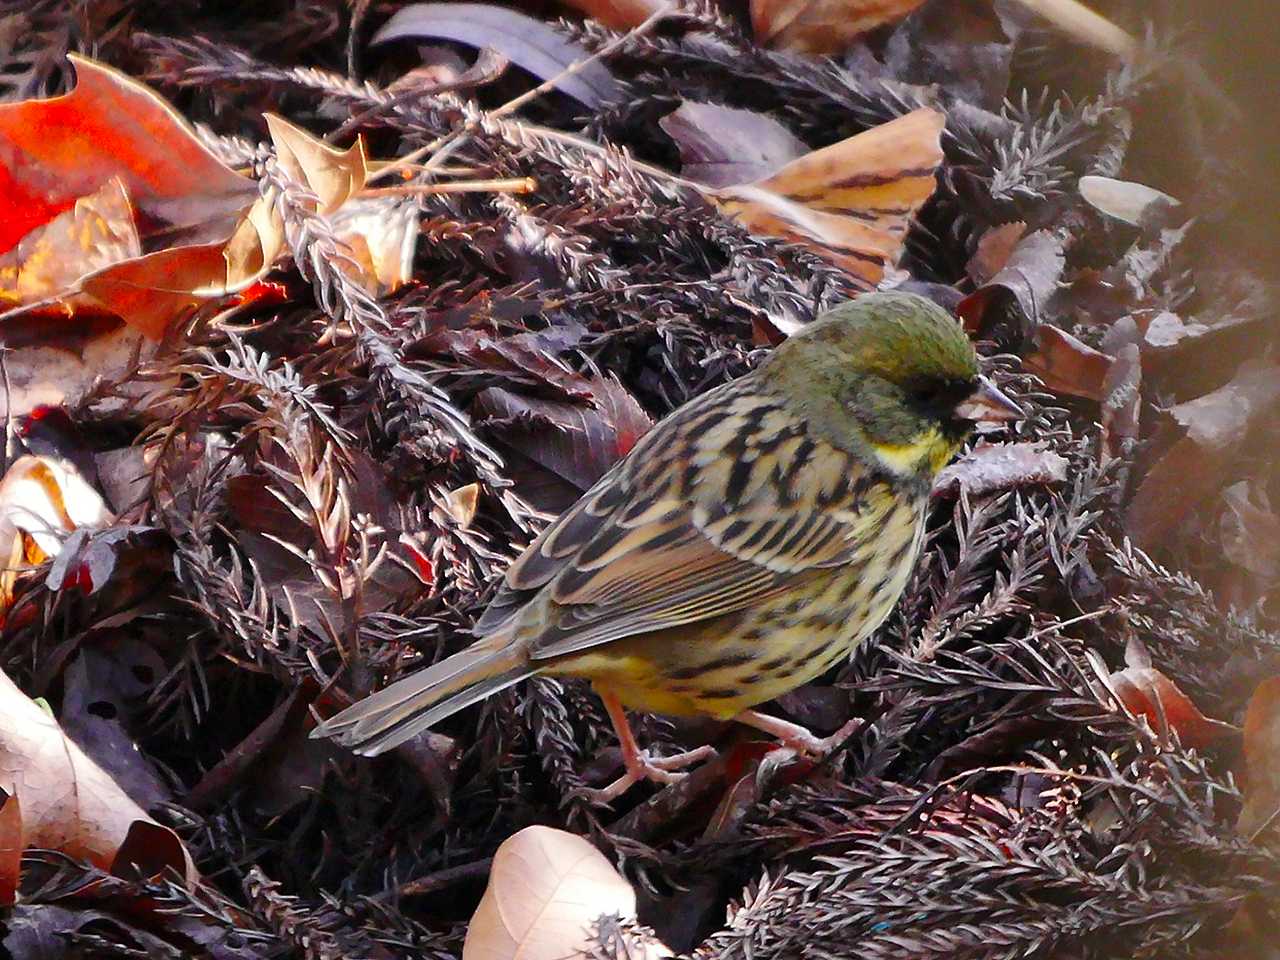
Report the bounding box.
[311,639,532,756]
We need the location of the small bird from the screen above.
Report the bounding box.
[313,292,1020,800]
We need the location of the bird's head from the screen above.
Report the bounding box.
[763,292,1021,481]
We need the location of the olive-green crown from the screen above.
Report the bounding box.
[782,292,979,387]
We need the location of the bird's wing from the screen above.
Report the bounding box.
[473,382,901,661]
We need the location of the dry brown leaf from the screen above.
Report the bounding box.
[751,0,927,54]
[957,229,1065,336]
[1022,324,1112,401]
[463,825,670,960]
[1128,362,1280,546]
[0,666,193,880]
[710,108,944,287]
[554,0,668,30]
[1220,482,1280,579]
[265,114,368,216]
[966,221,1027,286]
[1101,638,1237,750]
[1240,676,1280,842]
[0,179,140,307]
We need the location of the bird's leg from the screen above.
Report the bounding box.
[583,691,717,803]
[733,709,862,757]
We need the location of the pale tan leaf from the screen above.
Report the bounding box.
[329,198,420,296]
[1079,175,1179,227]
[1006,0,1137,59]
[709,108,944,286]
[751,0,927,54]
[463,825,669,960]
[445,483,481,529]
[0,666,193,879]
[265,114,369,215]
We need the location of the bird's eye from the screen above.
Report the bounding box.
[914,382,945,406]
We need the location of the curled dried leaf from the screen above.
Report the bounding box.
[1023,324,1112,401]
[0,667,193,881]
[1100,638,1238,750]
[710,108,944,287]
[1240,677,1280,842]
[463,825,669,960]
[751,0,928,54]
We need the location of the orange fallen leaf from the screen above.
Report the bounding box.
[0,55,253,256]
[557,0,668,29]
[751,0,928,54]
[1240,676,1280,842]
[1102,637,1237,750]
[1023,324,1112,401]
[0,178,139,307]
[463,825,670,960]
[0,62,384,343]
[0,666,193,881]
[710,108,944,287]
[0,791,20,906]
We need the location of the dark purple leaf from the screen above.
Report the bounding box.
[61,645,170,812]
[659,100,806,188]
[883,0,1018,110]
[413,325,593,401]
[474,376,653,494]
[958,229,1065,339]
[372,3,624,108]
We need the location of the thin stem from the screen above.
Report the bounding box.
[359,177,537,197]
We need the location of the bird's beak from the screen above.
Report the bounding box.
[955,376,1023,423]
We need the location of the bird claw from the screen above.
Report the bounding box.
[583,744,718,803]
[779,716,864,758]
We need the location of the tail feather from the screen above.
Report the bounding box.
[312,641,531,756]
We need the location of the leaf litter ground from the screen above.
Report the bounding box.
[0,1,1276,957]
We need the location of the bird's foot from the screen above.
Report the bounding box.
[733,710,863,758]
[583,744,718,803]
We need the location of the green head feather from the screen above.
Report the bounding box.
[762,292,982,479]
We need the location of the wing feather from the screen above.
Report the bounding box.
[472,380,897,660]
